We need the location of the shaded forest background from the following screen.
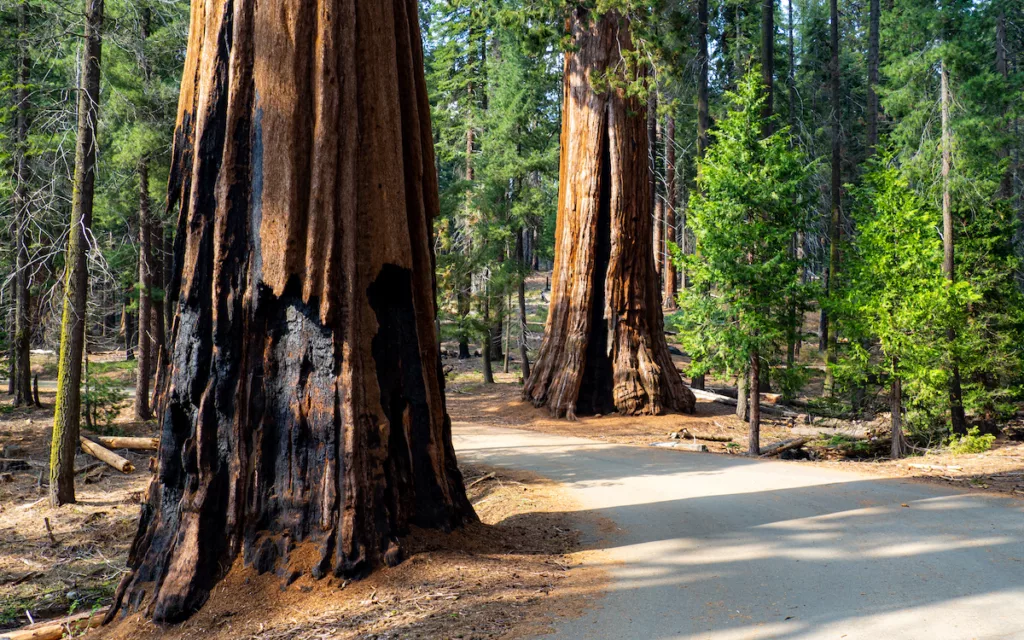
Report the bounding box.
[1,0,1023,447]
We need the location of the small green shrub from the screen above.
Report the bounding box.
[947,427,996,454]
[83,374,128,432]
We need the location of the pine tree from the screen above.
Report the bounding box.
[680,68,811,454]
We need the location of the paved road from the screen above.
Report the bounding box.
[453,424,1024,640]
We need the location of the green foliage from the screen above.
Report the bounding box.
[947,427,996,454]
[425,0,560,353]
[83,371,129,432]
[675,68,812,384]
[835,153,948,400]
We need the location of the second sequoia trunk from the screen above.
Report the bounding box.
[108,0,474,624]
[523,7,695,419]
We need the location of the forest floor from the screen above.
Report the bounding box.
[0,391,604,639]
[445,370,1024,500]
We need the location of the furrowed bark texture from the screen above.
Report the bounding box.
[522,8,695,419]
[111,0,475,624]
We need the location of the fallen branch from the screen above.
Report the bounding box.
[907,464,963,472]
[0,607,109,640]
[43,518,57,546]
[465,472,496,489]
[75,462,104,476]
[759,437,809,457]
[79,437,134,474]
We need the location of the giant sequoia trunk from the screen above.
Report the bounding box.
[108,0,474,624]
[522,8,695,419]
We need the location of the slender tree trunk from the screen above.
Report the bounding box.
[748,351,760,455]
[459,124,475,360]
[866,0,880,153]
[163,228,173,334]
[482,281,494,383]
[502,293,511,373]
[823,0,841,396]
[457,282,471,358]
[49,0,104,507]
[523,7,695,419]
[151,221,166,361]
[736,369,748,420]
[664,115,678,309]
[516,228,531,380]
[996,12,1013,200]
[109,0,475,623]
[786,1,804,366]
[761,0,774,130]
[890,361,907,458]
[135,160,153,420]
[121,302,133,357]
[941,61,968,436]
[653,115,664,281]
[691,0,710,391]
[13,0,34,407]
[648,85,659,279]
[7,296,14,396]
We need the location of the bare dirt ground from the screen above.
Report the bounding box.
[1,391,602,639]
[445,371,795,454]
[445,373,1024,500]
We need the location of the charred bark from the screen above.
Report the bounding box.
[522,8,695,419]
[109,0,474,624]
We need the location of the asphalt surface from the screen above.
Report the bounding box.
[452,423,1024,640]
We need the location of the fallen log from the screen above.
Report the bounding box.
[90,435,159,451]
[651,442,709,452]
[0,607,108,640]
[79,437,134,474]
[691,433,733,443]
[690,388,804,419]
[759,437,809,457]
[670,429,733,443]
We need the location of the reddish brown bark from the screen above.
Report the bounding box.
[522,7,695,419]
[664,115,677,309]
[109,0,474,624]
